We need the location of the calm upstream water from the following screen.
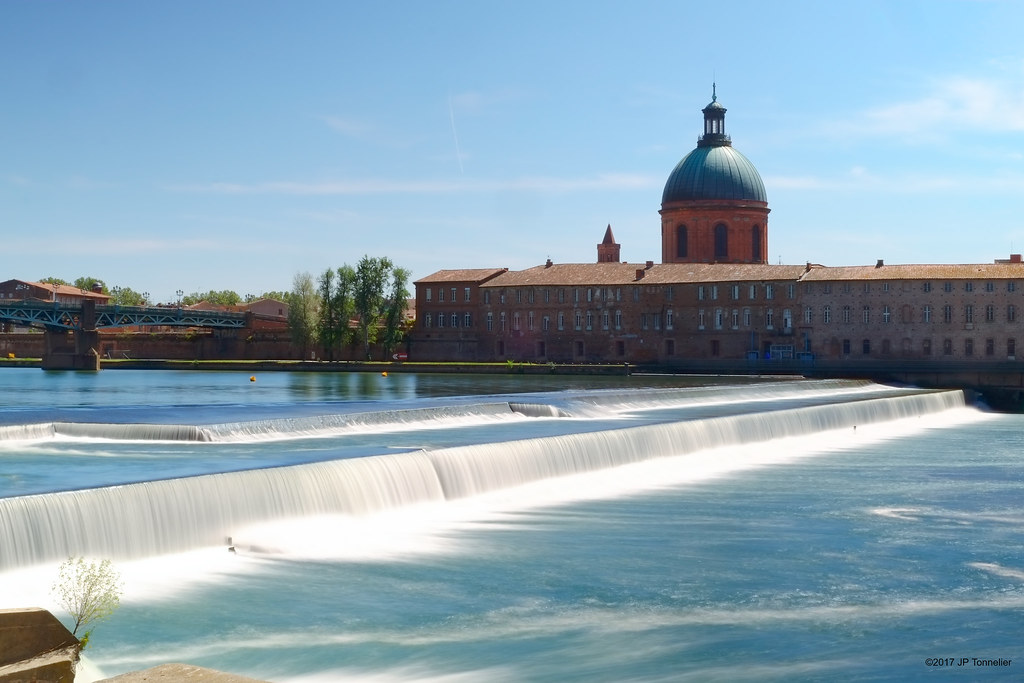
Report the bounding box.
[0,368,1021,682]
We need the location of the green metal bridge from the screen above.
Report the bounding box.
[0,300,248,330]
[0,299,251,370]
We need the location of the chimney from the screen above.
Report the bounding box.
[645,260,654,269]
[1012,254,1022,263]
[545,258,553,268]
[635,269,645,281]
[875,259,884,268]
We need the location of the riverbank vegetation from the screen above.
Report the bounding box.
[287,256,410,362]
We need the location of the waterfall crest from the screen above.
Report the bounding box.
[0,389,965,569]
[0,402,542,444]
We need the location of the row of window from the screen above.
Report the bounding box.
[424,301,1024,335]
[809,304,1018,325]
[701,303,1021,329]
[806,281,1020,294]
[422,309,677,333]
[421,312,473,328]
[842,337,1017,357]
[484,287,660,306]
[425,280,1024,308]
[675,224,763,262]
[698,283,792,301]
[423,287,472,303]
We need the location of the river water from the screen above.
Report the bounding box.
[0,369,1020,681]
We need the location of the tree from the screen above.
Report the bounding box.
[51,556,123,650]
[354,256,392,359]
[287,272,318,358]
[247,291,289,303]
[73,277,106,294]
[316,268,337,359]
[38,276,69,286]
[317,265,356,360]
[381,266,411,358]
[182,290,241,307]
[109,285,149,306]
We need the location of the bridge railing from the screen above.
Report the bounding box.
[0,300,249,330]
[93,304,248,329]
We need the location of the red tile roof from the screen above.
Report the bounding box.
[414,268,508,284]
[24,281,110,300]
[799,262,1024,281]
[482,262,807,287]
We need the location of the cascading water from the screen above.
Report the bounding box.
[1,371,1018,683]
[0,388,965,571]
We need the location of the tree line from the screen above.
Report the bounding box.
[35,256,413,362]
[288,255,411,361]
[38,276,286,307]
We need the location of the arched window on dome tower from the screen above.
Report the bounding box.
[752,225,762,262]
[676,224,688,258]
[714,223,728,261]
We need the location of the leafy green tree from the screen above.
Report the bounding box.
[381,266,411,358]
[182,290,242,307]
[317,265,356,360]
[51,556,123,650]
[38,276,69,286]
[354,255,392,360]
[73,277,107,294]
[109,286,148,306]
[247,291,289,303]
[287,272,319,358]
[317,268,338,359]
[335,265,357,341]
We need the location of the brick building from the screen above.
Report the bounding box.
[411,89,1024,366]
[0,279,110,305]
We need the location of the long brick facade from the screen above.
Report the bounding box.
[412,259,1024,365]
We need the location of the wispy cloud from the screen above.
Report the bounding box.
[5,236,223,256]
[768,167,1024,194]
[294,208,362,223]
[2,174,119,191]
[319,116,375,138]
[823,73,1024,141]
[2,174,34,188]
[166,173,659,196]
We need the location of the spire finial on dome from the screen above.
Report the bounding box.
[699,85,729,147]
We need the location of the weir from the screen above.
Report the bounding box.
[206,401,555,441]
[0,390,966,571]
[0,402,552,444]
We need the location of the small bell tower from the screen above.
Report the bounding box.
[597,224,620,263]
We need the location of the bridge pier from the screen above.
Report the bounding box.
[41,300,101,371]
[41,329,101,371]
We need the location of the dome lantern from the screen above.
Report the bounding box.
[699,82,730,146]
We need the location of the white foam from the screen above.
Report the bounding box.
[969,562,1024,581]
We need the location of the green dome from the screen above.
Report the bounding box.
[662,144,767,204]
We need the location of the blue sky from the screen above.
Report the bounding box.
[3,1,1024,303]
